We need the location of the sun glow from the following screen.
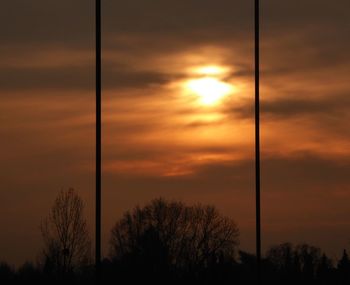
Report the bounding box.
[185,65,234,105]
[191,65,229,76]
[186,77,233,105]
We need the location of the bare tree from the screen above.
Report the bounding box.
[110,198,239,272]
[40,188,91,275]
[266,242,322,280]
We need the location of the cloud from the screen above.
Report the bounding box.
[0,0,93,47]
[0,65,94,91]
[228,94,350,120]
[0,61,185,92]
[104,153,350,194]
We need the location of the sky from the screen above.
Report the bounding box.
[1,0,350,266]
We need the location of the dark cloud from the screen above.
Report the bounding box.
[228,94,350,120]
[261,154,350,192]
[0,0,251,51]
[103,68,183,90]
[0,0,94,47]
[0,66,93,91]
[184,120,224,128]
[263,0,350,32]
[0,64,184,91]
[1,0,348,94]
[262,96,350,119]
[2,0,349,48]
[102,154,350,208]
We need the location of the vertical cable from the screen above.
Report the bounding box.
[255,0,261,282]
[95,0,101,282]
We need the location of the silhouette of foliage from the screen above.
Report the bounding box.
[40,188,91,277]
[109,198,239,282]
[2,196,350,284]
[337,249,350,283]
[0,262,14,283]
[265,242,338,284]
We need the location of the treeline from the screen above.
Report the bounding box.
[1,248,350,284]
[1,189,350,284]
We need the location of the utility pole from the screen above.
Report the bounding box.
[254,0,261,283]
[95,0,102,282]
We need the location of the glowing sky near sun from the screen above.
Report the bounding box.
[184,65,235,105]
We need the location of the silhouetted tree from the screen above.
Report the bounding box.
[0,262,14,283]
[238,250,257,282]
[109,198,239,281]
[266,242,295,278]
[316,254,334,283]
[266,243,324,283]
[338,249,350,283]
[16,262,41,283]
[295,243,321,281]
[40,188,91,276]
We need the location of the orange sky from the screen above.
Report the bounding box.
[1,0,350,265]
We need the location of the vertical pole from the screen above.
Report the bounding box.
[95,0,101,282]
[254,0,261,283]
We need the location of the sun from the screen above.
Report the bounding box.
[184,65,234,105]
[186,77,233,105]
